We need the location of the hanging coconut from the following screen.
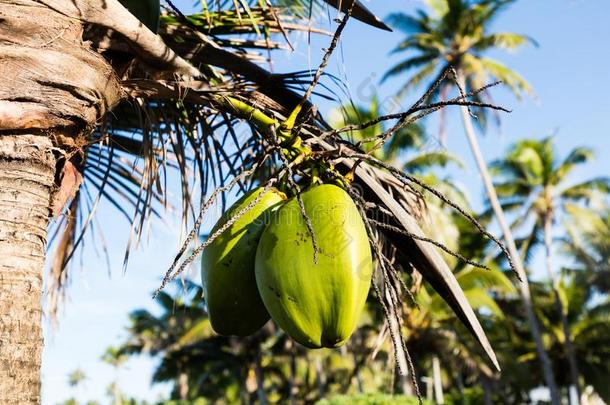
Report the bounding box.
[202,187,286,336]
[255,184,373,348]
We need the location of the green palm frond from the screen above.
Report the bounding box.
[473,32,538,51]
[562,177,610,201]
[555,146,594,180]
[463,289,505,318]
[394,62,439,100]
[382,54,439,83]
[478,57,534,99]
[456,267,515,294]
[403,150,462,173]
[387,12,431,34]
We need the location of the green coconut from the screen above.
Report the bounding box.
[255,184,373,348]
[202,187,286,336]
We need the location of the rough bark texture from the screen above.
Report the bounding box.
[37,0,199,76]
[457,89,561,405]
[0,0,122,130]
[0,135,56,404]
[0,1,125,402]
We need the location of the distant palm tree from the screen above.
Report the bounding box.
[536,273,610,403]
[101,347,128,405]
[381,1,560,402]
[67,368,87,389]
[62,368,87,405]
[491,137,610,399]
[120,284,210,401]
[119,282,348,403]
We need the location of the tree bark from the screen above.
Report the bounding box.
[544,213,581,403]
[0,134,56,404]
[457,74,561,405]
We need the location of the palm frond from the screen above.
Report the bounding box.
[473,32,538,51]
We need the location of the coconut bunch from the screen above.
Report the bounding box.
[44,0,513,381]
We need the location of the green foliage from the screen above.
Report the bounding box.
[329,97,458,171]
[491,137,610,246]
[316,393,431,405]
[156,400,208,405]
[444,387,484,405]
[384,0,535,126]
[563,205,610,293]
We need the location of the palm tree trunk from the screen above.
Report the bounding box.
[423,377,433,403]
[0,134,56,405]
[481,376,493,405]
[432,356,444,404]
[254,351,268,405]
[544,213,581,403]
[178,371,189,400]
[457,76,561,405]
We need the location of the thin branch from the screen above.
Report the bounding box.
[352,152,520,280]
[370,219,492,272]
[153,175,277,297]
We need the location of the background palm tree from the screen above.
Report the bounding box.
[381,1,562,402]
[491,137,610,400]
[67,369,87,389]
[546,273,610,402]
[118,282,369,403]
[101,347,129,405]
[562,205,610,295]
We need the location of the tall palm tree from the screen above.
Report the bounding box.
[101,347,128,405]
[1,0,507,401]
[0,1,392,400]
[491,137,610,400]
[533,273,610,402]
[381,1,562,402]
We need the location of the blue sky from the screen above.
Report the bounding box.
[42,1,610,403]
